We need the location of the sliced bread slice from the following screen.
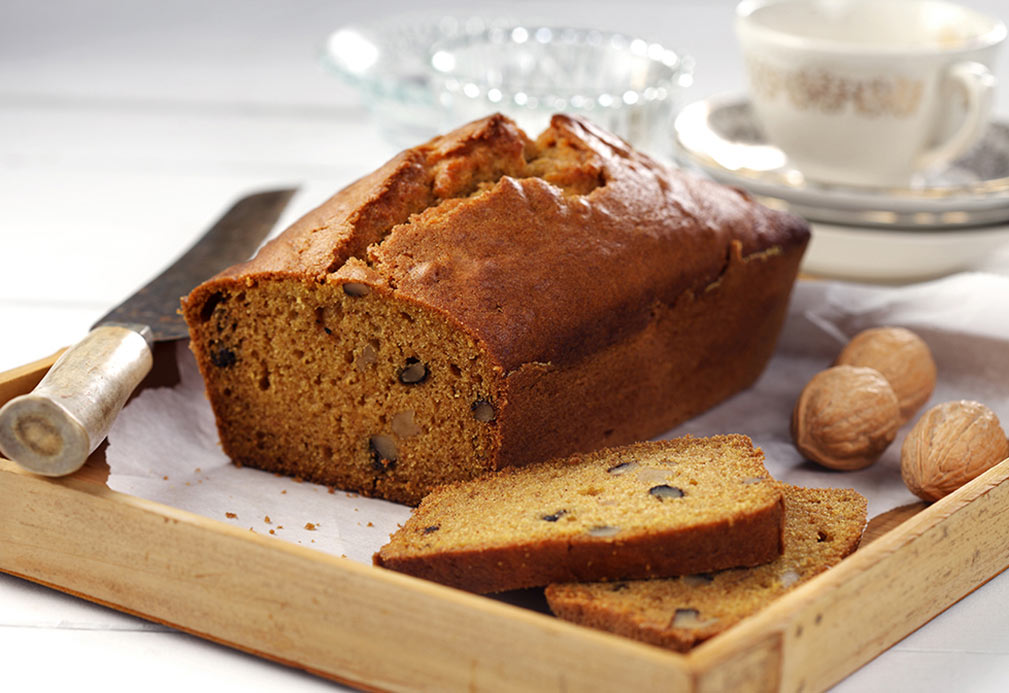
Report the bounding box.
[374,434,785,593]
[545,484,867,650]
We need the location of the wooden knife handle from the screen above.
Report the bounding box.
[0,324,153,476]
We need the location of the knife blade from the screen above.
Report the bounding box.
[0,188,296,477]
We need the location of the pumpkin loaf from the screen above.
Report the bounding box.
[545,484,867,651]
[181,113,810,504]
[373,435,786,593]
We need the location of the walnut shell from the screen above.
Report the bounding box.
[791,366,901,471]
[835,326,936,424]
[901,400,1009,502]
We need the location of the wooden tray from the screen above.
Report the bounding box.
[2,352,1008,692]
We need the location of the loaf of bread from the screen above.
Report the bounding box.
[373,435,785,593]
[545,485,867,651]
[182,113,810,504]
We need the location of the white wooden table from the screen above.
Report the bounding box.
[2,1,1008,690]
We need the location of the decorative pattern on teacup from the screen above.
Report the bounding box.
[746,58,924,118]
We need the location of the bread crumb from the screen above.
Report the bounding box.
[225,512,237,519]
[328,487,336,494]
[264,515,272,524]
[367,521,374,527]
[304,522,317,531]
[269,529,276,535]
[162,475,169,481]
[281,490,287,495]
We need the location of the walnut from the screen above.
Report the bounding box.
[791,366,902,470]
[390,410,421,438]
[471,399,496,422]
[835,327,936,424]
[342,282,371,297]
[649,484,685,500]
[901,400,1009,501]
[368,434,398,472]
[397,358,429,385]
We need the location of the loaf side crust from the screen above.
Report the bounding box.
[189,112,809,373]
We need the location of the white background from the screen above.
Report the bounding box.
[2,1,1009,691]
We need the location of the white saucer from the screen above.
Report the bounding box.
[804,221,1009,282]
[673,95,1009,229]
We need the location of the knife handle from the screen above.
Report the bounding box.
[0,324,153,476]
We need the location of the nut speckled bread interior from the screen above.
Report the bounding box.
[545,485,867,651]
[374,435,786,593]
[182,113,810,504]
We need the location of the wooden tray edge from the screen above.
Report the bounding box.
[0,456,694,692]
[688,455,1009,692]
[0,350,61,403]
[2,356,1008,692]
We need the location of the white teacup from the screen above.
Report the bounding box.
[736,0,1006,187]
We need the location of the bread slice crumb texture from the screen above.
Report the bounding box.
[374,435,786,592]
[188,277,501,504]
[544,485,867,652]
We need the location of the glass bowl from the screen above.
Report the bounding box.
[323,15,693,155]
[323,16,496,146]
[430,24,693,155]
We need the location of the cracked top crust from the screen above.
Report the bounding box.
[215,113,810,371]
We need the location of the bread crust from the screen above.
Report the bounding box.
[182,114,810,504]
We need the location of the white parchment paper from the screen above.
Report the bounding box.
[106,272,1009,564]
[105,345,412,564]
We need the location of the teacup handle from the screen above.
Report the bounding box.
[916,61,996,172]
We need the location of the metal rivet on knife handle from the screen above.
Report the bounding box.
[0,324,153,476]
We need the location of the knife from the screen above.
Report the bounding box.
[0,188,296,477]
